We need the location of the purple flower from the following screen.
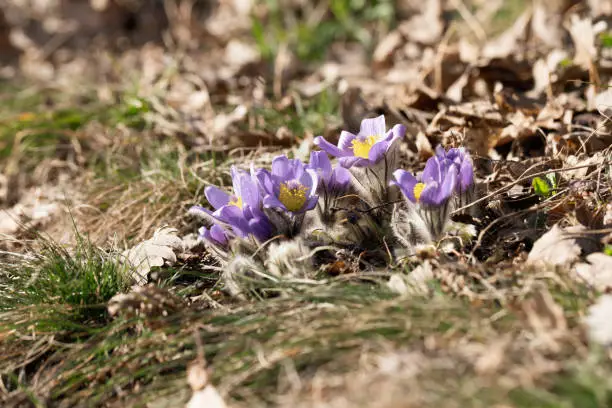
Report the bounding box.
[314,115,406,168]
[434,146,474,193]
[307,151,351,194]
[199,224,229,248]
[392,156,458,207]
[256,155,319,213]
[190,166,272,242]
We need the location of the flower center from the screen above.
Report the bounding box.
[351,135,378,159]
[279,180,308,212]
[413,183,425,202]
[229,195,243,208]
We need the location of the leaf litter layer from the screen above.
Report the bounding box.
[1,0,612,407]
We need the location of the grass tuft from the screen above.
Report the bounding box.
[0,233,129,311]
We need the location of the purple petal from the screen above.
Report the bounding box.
[230,166,242,195]
[359,115,386,137]
[382,124,407,143]
[271,155,291,179]
[392,169,419,202]
[263,194,286,210]
[291,158,304,180]
[339,156,368,168]
[421,156,442,184]
[218,205,250,233]
[309,151,332,182]
[435,145,447,159]
[205,186,230,210]
[338,131,357,152]
[314,136,347,158]
[368,140,389,164]
[304,196,318,211]
[418,181,440,206]
[256,169,274,195]
[459,159,474,191]
[249,217,272,242]
[209,224,229,246]
[201,227,216,243]
[439,166,458,203]
[330,167,351,190]
[238,173,260,208]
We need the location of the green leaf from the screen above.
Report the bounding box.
[601,32,612,48]
[604,245,612,256]
[532,176,552,198]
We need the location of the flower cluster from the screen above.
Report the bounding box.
[391,146,474,243]
[190,114,475,264]
[190,152,352,258]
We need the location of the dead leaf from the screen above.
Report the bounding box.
[388,261,434,296]
[566,14,599,71]
[584,294,612,346]
[575,252,612,291]
[397,0,443,45]
[527,224,582,267]
[521,285,568,352]
[373,30,403,71]
[186,386,227,408]
[474,336,512,375]
[482,10,531,59]
[107,285,185,319]
[523,285,567,332]
[122,227,184,285]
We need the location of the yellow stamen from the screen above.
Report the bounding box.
[413,183,425,201]
[279,182,308,212]
[229,196,243,208]
[351,135,378,159]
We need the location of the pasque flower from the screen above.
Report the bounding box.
[434,145,475,213]
[199,224,229,248]
[190,166,272,243]
[307,151,351,226]
[392,156,458,207]
[391,153,459,242]
[314,115,406,168]
[307,151,351,196]
[256,155,319,213]
[434,146,474,193]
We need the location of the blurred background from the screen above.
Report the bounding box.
[2,0,612,243]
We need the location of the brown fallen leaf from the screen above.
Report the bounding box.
[122,227,184,285]
[575,253,612,291]
[584,294,612,346]
[527,224,582,267]
[566,14,600,71]
[107,285,185,319]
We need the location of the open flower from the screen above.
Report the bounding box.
[190,166,272,243]
[391,155,458,242]
[256,155,319,213]
[392,157,458,207]
[314,115,406,168]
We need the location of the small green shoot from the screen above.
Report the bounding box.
[532,173,557,199]
[600,32,612,48]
